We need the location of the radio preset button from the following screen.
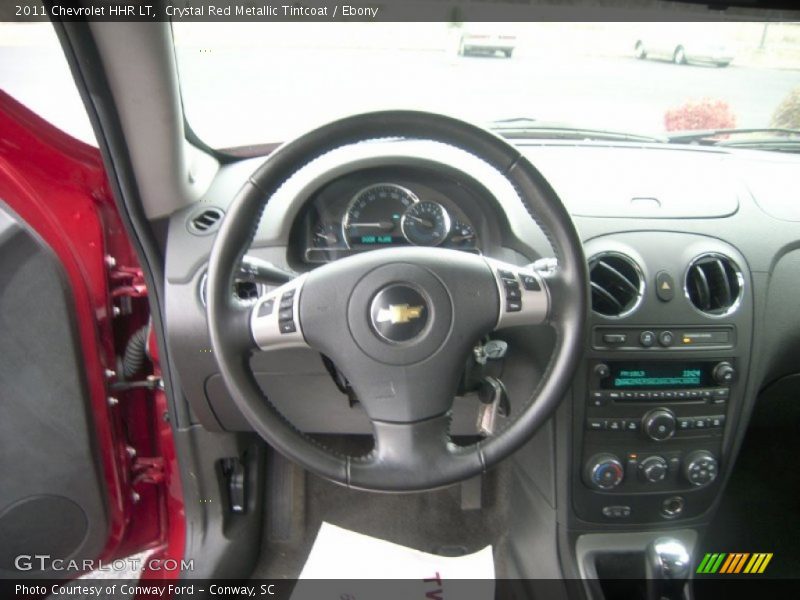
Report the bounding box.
[586,419,606,431]
[678,418,693,430]
[603,333,627,345]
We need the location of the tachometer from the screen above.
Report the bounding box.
[342,184,418,247]
[401,201,452,246]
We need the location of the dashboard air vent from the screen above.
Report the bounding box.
[589,253,644,317]
[685,254,742,316]
[188,207,224,235]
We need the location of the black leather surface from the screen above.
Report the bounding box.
[205,111,587,491]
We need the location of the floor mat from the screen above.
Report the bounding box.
[252,459,511,579]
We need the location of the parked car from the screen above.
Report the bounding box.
[634,23,735,67]
[458,28,517,57]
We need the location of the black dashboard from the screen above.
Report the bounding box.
[163,137,800,541]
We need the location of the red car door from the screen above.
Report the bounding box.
[0,90,183,582]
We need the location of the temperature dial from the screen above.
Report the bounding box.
[585,453,625,490]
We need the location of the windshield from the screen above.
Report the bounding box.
[172,22,800,150]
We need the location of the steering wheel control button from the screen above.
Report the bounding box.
[250,276,308,350]
[642,408,677,441]
[370,285,429,343]
[520,274,541,291]
[257,299,275,317]
[655,271,675,302]
[279,321,297,334]
[658,330,675,347]
[487,259,549,329]
[639,330,656,347]
[506,300,522,312]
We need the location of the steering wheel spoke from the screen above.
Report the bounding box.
[350,415,482,491]
[250,274,310,351]
[485,258,550,329]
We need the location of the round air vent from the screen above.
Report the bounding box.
[188,207,225,235]
[589,252,644,317]
[685,253,743,316]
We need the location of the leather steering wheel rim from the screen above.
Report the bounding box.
[206,111,588,491]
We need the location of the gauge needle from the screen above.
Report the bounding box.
[451,233,475,243]
[405,214,434,228]
[347,221,395,230]
[315,232,337,243]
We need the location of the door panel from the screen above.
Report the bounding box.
[0,204,109,577]
[0,89,183,579]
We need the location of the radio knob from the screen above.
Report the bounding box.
[639,456,668,483]
[713,361,736,385]
[585,453,625,490]
[642,408,676,441]
[594,363,610,379]
[684,450,718,487]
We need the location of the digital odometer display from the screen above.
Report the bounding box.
[602,362,713,389]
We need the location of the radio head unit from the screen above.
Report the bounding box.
[601,362,713,390]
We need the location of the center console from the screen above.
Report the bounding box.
[576,356,734,522]
[570,232,753,530]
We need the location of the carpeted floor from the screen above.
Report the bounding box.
[252,453,511,579]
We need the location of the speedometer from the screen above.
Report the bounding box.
[401,201,452,246]
[342,184,418,247]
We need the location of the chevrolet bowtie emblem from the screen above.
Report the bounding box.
[375,304,424,325]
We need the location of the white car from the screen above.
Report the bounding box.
[634,24,735,67]
[458,30,517,58]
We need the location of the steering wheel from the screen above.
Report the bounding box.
[207,111,587,491]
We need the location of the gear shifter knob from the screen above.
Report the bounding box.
[646,537,690,600]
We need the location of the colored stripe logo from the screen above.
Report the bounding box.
[696,552,773,574]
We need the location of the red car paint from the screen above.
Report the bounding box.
[0,90,184,576]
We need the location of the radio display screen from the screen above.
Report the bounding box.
[602,362,714,389]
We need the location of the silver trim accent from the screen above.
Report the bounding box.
[485,257,550,329]
[250,274,309,351]
[341,183,419,249]
[588,251,645,319]
[683,252,744,319]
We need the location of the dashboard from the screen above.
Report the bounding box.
[163,136,800,536]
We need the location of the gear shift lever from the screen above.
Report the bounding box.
[646,537,690,600]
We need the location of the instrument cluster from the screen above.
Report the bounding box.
[294,170,485,264]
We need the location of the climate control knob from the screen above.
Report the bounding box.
[683,450,719,487]
[642,408,677,441]
[585,453,625,490]
[639,456,668,483]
